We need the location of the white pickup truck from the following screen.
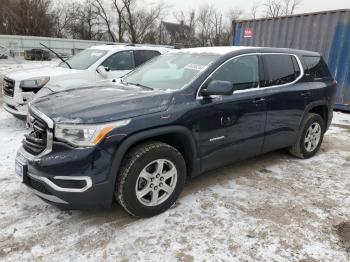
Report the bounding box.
[2,44,170,119]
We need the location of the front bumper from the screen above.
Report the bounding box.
[3,103,27,120]
[3,82,33,119]
[16,143,117,209]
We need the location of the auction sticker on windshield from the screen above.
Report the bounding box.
[184,64,207,71]
[91,52,104,57]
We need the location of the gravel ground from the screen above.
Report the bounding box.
[0,108,349,261]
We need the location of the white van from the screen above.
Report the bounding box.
[3,45,170,119]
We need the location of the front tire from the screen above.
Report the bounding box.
[116,141,186,217]
[289,113,325,159]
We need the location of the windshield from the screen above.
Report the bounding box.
[123,53,219,91]
[59,49,107,70]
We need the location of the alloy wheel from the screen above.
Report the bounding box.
[304,122,322,152]
[135,159,178,207]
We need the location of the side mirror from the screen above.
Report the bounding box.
[96,65,108,78]
[201,80,235,97]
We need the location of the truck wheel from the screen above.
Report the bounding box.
[289,113,325,159]
[116,141,186,217]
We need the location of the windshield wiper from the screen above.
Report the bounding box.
[40,43,72,69]
[125,82,153,90]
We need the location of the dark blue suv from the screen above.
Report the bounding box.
[16,47,337,217]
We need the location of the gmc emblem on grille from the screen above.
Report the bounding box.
[26,115,34,130]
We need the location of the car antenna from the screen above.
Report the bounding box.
[40,43,72,69]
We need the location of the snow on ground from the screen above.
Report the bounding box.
[0,57,349,260]
[0,108,349,261]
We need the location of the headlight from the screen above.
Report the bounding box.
[20,77,50,90]
[54,119,131,147]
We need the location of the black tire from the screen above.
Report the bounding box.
[289,113,325,159]
[116,141,186,217]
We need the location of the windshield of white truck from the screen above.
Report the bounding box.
[59,49,107,70]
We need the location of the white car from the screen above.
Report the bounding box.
[2,44,170,119]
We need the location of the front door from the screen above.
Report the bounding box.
[100,50,135,79]
[192,55,268,172]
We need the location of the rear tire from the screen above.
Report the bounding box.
[289,113,325,159]
[116,141,186,217]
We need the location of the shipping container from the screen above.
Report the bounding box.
[232,9,350,111]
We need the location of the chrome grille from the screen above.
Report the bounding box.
[3,78,15,97]
[23,113,48,155]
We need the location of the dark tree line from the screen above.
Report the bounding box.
[0,0,54,37]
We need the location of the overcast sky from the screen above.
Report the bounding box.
[147,0,350,22]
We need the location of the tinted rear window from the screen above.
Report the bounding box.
[263,54,301,87]
[134,50,160,67]
[303,56,332,80]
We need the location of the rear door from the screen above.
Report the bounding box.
[261,53,309,153]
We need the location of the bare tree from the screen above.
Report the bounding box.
[0,0,55,37]
[92,0,116,42]
[112,0,126,42]
[212,11,224,45]
[173,10,197,46]
[250,1,260,19]
[121,0,166,43]
[135,5,165,43]
[264,0,302,18]
[52,1,74,38]
[65,0,103,40]
[197,4,216,46]
[282,0,302,15]
[227,8,244,21]
[222,8,244,45]
[264,0,283,18]
[174,9,196,34]
[194,4,244,47]
[0,0,16,34]
[121,0,137,42]
[5,0,303,45]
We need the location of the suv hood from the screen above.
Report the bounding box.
[32,85,173,124]
[35,79,116,99]
[6,65,80,81]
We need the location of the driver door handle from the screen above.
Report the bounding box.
[252,98,266,104]
[301,91,311,97]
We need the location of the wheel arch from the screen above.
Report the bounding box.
[108,126,199,194]
[309,105,329,125]
[300,100,330,129]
